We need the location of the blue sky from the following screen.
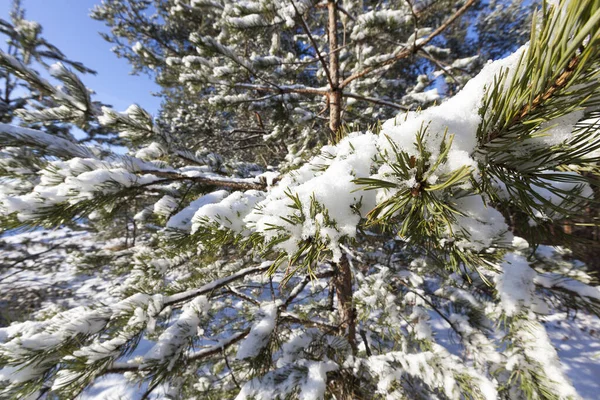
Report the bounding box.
[1,0,161,115]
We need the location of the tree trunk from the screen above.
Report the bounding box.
[333,253,357,353]
[327,0,341,134]
[330,254,358,399]
[328,5,356,398]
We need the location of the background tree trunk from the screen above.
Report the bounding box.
[328,0,341,134]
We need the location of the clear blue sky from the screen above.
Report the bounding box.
[1,0,161,115]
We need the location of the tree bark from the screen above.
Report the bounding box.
[333,253,357,353]
[330,254,358,400]
[327,0,341,134]
[327,5,357,397]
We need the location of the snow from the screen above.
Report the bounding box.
[244,47,530,262]
[191,190,265,234]
[351,9,412,41]
[451,194,511,251]
[544,312,600,399]
[297,361,338,400]
[0,123,95,159]
[167,190,231,229]
[80,374,146,400]
[236,301,280,360]
[135,142,165,160]
[153,195,178,217]
[245,131,380,262]
[235,358,338,400]
[403,87,441,104]
[144,296,208,369]
[358,345,498,400]
[451,55,479,69]
[0,228,117,318]
[507,318,580,399]
[495,253,539,316]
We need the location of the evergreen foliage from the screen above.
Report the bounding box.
[0,0,599,399]
[91,0,537,162]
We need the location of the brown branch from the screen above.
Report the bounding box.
[233,143,269,151]
[339,0,476,89]
[280,312,338,330]
[164,263,272,306]
[359,329,372,356]
[282,270,335,308]
[174,150,208,166]
[233,134,265,142]
[332,254,357,353]
[222,346,241,389]
[188,329,250,361]
[234,83,327,96]
[138,170,267,191]
[0,244,60,271]
[337,5,356,22]
[343,92,409,111]
[140,380,161,400]
[101,329,251,376]
[418,48,460,85]
[328,0,342,133]
[224,286,261,305]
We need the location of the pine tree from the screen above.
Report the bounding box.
[91,0,537,162]
[0,0,121,326]
[0,0,98,130]
[0,0,600,399]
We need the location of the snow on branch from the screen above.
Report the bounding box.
[0,123,96,158]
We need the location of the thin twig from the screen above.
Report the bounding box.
[343,92,409,110]
[222,347,241,389]
[359,329,372,356]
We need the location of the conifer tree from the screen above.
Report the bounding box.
[0,0,120,324]
[0,0,97,131]
[0,0,600,399]
[91,0,537,162]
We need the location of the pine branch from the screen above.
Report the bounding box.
[339,0,477,89]
[0,123,95,158]
[164,262,273,306]
[137,170,267,191]
[343,92,409,111]
[101,329,251,375]
[478,0,600,147]
[234,83,328,96]
[485,53,583,144]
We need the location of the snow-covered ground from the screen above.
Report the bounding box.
[544,312,600,399]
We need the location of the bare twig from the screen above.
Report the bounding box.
[343,92,409,111]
